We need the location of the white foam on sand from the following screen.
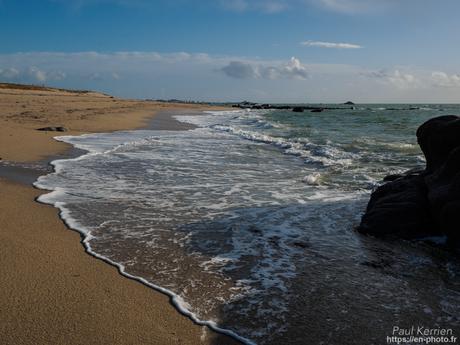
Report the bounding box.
[34,124,357,343]
[32,109,460,344]
[34,132,257,345]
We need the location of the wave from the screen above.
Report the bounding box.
[207,123,356,168]
[33,132,257,345]
[367,106,435,111]
[31,108,460,344]
[34,127,365,344]
[302,172,322,185]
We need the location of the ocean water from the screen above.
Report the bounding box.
[35,105,460,344]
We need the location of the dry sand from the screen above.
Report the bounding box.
[0,84,239,345]
[0,84,212,162]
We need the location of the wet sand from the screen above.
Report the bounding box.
[0,84,238,345]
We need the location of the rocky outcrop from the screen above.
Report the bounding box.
[231,102,352,111]
[357,115,460,248]
[36,126,68,132]
[417,115,460,172]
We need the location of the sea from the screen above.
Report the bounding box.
[34,105,460,344]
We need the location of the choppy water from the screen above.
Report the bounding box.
[35,105,460,344]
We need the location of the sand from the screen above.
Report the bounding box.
[0,84,239,345]
[0,84,212,162]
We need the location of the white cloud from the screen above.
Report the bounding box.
[27,66,47,82]
[280,57,309,79]
[88,72,103,81]
[312,0,395,14]
[48,70,67,81]
[364,68,460,91]
[0,64,67,83]
[221,61,259,79]
[431,71,460,88]
[364,69,420,89]
[88,71,120,81]
[0,67,20,80]
[221,57,308,80]
[365,68,460,91]
[301,40,362,49]
[2,51,460,102]
[388,70,418,89]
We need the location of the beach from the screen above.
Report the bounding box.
[28,102,460,344]
[2,1,459,343]
[2,83,459,345]
[0,84,238,345]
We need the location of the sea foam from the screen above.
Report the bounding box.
[33,107,460,344]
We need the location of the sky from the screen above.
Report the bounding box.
[1,0,460,102]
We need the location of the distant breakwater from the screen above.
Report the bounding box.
[231,101,354,112]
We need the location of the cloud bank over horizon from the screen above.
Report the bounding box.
[1,51,459,103]
[1,0,459,102]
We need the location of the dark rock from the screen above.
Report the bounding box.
[383,168,424,182]
[358,115,460,248]
[358,174,434,238]
[424,147,460,233]
[36,126,68,132]
[416,115,460,172]
[383,174,404,182]
[360,259,392,269]
[237,101,256,109]
[230,103,359,111]
[441,201,460,246]
[292,107,304,113]
[344,101,355,105]
[310,108,324,113]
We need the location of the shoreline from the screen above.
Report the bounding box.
[32,110,252,345]
[31,108,253,345]
[0,85,239,345]
[0,108,200,184]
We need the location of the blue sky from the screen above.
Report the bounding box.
[1,0,460,102]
